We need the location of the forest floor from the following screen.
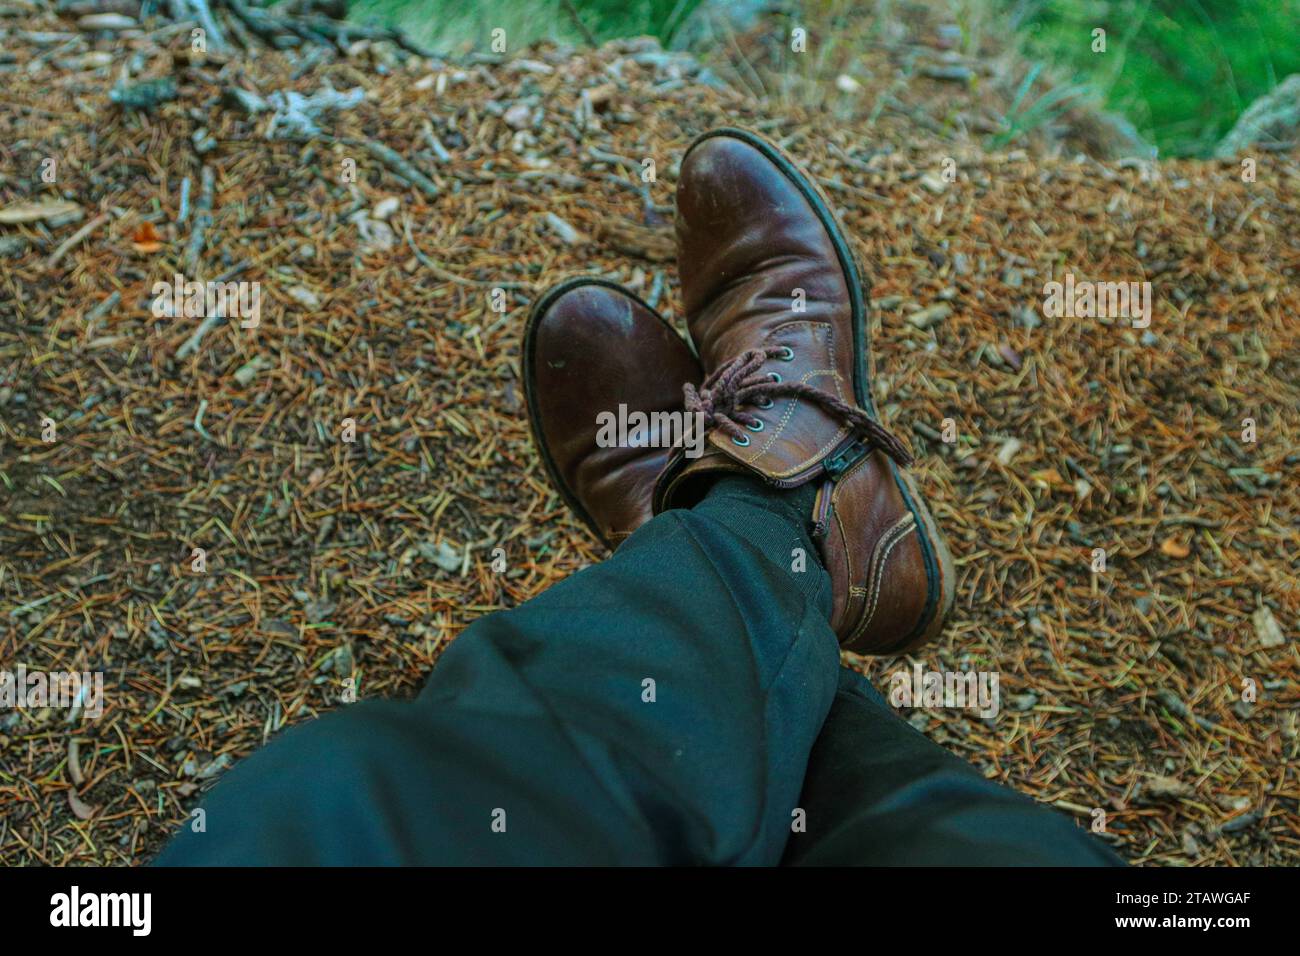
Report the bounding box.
[1,5,1297,865]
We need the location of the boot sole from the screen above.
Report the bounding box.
[686,128,956,649]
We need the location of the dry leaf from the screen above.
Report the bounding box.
[0,199,81,224]
[1160,536,1191,558]
[130,220,164,253]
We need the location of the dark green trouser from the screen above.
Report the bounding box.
[156,482,1120,866]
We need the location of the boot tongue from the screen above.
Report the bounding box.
[729,335,857,481]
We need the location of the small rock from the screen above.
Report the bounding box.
[996,437,1022,466]
[419,540,462,573]
[287,285,322,310]
[348,210,395,254]
[503,102,533,130]
[1013,305,1041,329]
[301,597,336,624]
[371,196,400,221]
[194,753,232,780]
[1145,774,1191,799]
[225,87,268,114]
[1252,604,1285,648]
[329,643,354,676]
[191,127,216,154]
[906,303,952,329]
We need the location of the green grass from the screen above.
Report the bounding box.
[347,0,1300,156]
[999,0,1300,155]
[347,0,703,54]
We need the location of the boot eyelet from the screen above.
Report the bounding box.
[732,434,751,447]
[756,397,775,409]
[768,372,783,384]
[777,346,795,361]
[746,420,765,432]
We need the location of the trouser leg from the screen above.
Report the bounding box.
[781,667,1123,865]
[156,481,839,865]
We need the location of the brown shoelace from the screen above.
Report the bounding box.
[682,346,914,466]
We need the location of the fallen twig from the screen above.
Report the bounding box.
[341,136,441,199]
[183,165,215,276]
[46,213,107,269]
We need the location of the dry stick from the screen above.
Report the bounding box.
[297,16,436,58]
[184,165,215,276]
[223,0,306,47]
[82,291,121,333]
[401,217,529,290]
[222,0,434,57]
[421,123,451,162]
[340,137,440,199]
[176,260,252,358]
[177,311,225,360]
[218,0,270,50]
[46,213,107,270]
[586,145,641,171]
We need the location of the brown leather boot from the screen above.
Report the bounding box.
[652,128,955,655]
[523,277,702,550]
